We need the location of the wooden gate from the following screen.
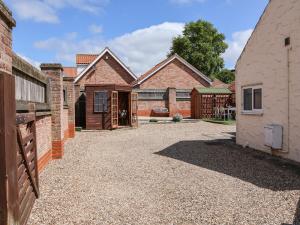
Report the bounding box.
[131,92,138,127]
[16,113,39,225]
[111,91,118,129]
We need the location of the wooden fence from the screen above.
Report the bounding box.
[13,53,51,113]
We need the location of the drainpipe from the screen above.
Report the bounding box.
[283,45,292,153]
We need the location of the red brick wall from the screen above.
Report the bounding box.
[36,115,52,171]
[0,6,14,74]
[176,101,191,117]
[36,115,52,158]
[139,59,210,89]
[63,78,75,138]
[137,59,210,117]
[137,100,167,116]
[41,64,64,159]
[62,108,69,140]
[77,52,135,87]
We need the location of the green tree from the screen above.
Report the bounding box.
[214,69,235,84]
[169,20,228,78]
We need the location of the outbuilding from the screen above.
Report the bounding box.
[73,47,137,128]
[191,87,232,119]
[85,84,138,130]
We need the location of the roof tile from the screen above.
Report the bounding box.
[63,67,77,77]
[76,54,98,65]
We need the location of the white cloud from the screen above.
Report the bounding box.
[223,29,253,68]
[89,24,103,34]
[109,22,184,75]
[34,32,106,63]
[10,0,59,23]
[17,53,41,69]
[34,22,184,75]
[10,0,110,23]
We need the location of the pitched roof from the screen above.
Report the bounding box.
[211,78,229,88]
[63,67,77,77]
[228,81,236,92]
[76,54,99,65]
[134,54,212,87]
[194,87,232,94]
[74,47,137,84]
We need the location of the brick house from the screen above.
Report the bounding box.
[236,0,300,162]
[133,54,212,117]
[73,47,137,129]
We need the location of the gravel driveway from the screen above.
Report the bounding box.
[29,122,300,225]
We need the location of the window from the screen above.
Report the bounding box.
[63,88,67,106]
[94,91,108,113]
[242,85,263,114]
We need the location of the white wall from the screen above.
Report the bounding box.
[236,0,300,162]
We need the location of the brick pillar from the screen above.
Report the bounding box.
[63,77,75,138]
[40,64,64,159]
[168,87,177,117]
[74,84,81,127]
[0,2,17,225]
[75,84,81,102]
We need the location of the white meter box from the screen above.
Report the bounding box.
[264,124,283,150]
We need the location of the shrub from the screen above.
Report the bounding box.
[149,118,158,123]
[172,113,183,122]
[75,127,82,132]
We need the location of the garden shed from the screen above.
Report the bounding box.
[191,87,233,119]
[85,84,138,130]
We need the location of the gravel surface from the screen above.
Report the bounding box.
[29,122,300,225]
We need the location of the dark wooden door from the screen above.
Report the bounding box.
[75,93,86,128]
[16,113,39,225]
[130,92,138,128]
[111,91,118,129]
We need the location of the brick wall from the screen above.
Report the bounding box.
[62,108,69,140]
[139,59,210,89]
[176,100,191,117]
[64,77,75,138]
[36,115,52,171]
[0,3,15,74]
[137,59,210,117]
[41,64,64,159]
[137,100,167,116]
[77,52,135,87]
[236,0,300,162]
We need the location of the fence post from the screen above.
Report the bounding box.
[168,87,177,117]
[63,77,76,138]
[0,2,17,225]
[40,64,64,159]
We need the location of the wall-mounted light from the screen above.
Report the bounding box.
[285,37,291,46]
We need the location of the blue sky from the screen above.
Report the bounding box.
[5,0,268,75]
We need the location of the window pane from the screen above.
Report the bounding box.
[243,88,252,110]
[94,91,108,112]
[254,88,262,109]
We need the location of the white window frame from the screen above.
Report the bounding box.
[242,85,263,115]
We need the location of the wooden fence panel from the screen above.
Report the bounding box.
[15,71,46,103]
[16,113,39,225]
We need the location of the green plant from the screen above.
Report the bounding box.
[75,127,82,132]
[149,118,158,123]
[169,20,228,78]
[172,114,183,122]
